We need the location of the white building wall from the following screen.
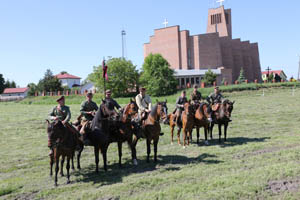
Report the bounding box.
[60,79,80,88]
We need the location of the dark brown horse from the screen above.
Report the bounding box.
[181,101,195,148]
[46,120,82,186]
[142,100,168,162]
[209,99,235,143]
[193,102,212,145]
[80,99,142,172]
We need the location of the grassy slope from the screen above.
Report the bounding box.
[1,87,300,199]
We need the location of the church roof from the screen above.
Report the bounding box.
[55,73,81,79]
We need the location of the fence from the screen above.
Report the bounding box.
[0,96,25,102]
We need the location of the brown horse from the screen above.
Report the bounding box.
[46,120,81,186]
[209,99,235,143]
[193,102,212,145]
[168,113,180,145]
[181,101,195,148]
[142,100,168,162]
[80,99,142,172]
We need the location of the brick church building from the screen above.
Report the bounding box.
[144,5,262,87]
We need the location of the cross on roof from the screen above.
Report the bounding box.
[163,18,168,28]
[217,0,225,6]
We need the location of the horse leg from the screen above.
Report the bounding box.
[218,123,222,143]
[101,145,108,172]
[153,138,159,162]
[183,129,187,148]
[196,127,200,144]
[94,146,99,173]
[190,129,193,143]
[66,155,71,184]
[170,125,174,145]
[210,123,214,140]
[54,155,59,186]
[77,146,83,170]
[132,136,138,165]
[224,122,228,142]
[177,128,181,146]
[146,138,151,163]
[71,152,75,171]
[204,126,209,145]
[50,154,53,177]
[60,156,65,177]
[118,141,122,168]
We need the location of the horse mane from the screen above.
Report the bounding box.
[150,104,158,117]
[91,103,105,131]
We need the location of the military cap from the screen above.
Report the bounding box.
[56,95,65,102]
[105,89,111,94]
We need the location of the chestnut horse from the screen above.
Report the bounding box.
[193,102,212,145]
[181,101,195,148]
[209,99,235,143]
[46,120,82,186]
[142,100,168,162]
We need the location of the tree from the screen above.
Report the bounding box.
[27,83,38,96]
[237,67,246,83]
[88,58,139,97]
[140,53,177,96]
[203,69,217,86]
[267,73,274,82]
[37,69,63,92]
[0,74,5,93]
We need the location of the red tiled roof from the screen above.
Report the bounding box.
[55,73,81,79]
[3,87,29,94]
[261,70,283,75]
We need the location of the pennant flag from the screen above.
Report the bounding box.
[102,60,108,81]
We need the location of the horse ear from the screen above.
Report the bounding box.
[46,119,50,124]
[165,99,167,103]
[102,99,105,104]
[129,98,132,103]
[232,101,235,105]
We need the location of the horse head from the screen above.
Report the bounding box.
[156,99,168,124]
[46,119,65,142]
[183,100,194,116]
[126,98,138,118]
[222,99,235,119]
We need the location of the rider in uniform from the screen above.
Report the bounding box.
[135,87,152,123]
[173,90,188,126]
[190,84,202,104]
[104,89,122,117]
[48,96,71,156]
[79,92,98,144]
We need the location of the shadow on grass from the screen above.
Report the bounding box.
[72,153,221,186]
[202,136,271,148]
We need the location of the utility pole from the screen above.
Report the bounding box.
[121,30,126,59]
[298,54,300,81]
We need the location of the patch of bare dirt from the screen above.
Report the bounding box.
[14,191,39,200]
[266,178,300,194]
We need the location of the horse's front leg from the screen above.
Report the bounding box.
[218,123,222,143]
[224,122,228,142]
[94,146,99,173]
[146,138,151,163]
[54,155,59,186]
[101,144,108,172]
[177,127,181,146]
[66,155,71,184]
[50,154,53,177]
[60,156,65,177]
[210,123,214,140]
[196,127,200,144]
[153,137,159,162]
[77,145,83,170]
[71,152,75,171]
[118,141,122,168]
[170,125,174,145]
[204,125,209,145]
[131,135,138,165]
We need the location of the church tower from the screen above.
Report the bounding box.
[206,5,232,38]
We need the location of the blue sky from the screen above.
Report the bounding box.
[0,0,299,87]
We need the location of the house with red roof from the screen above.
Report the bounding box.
[55,73,81,88]
[261,70,287,82]
[1,87,29,97]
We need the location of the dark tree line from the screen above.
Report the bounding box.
[0,74,17,94]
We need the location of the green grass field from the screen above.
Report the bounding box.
[1,87,300,199]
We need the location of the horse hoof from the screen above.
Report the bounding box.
[54,183,58,187]
[133,159,138,166]
[67,180,71,184]
[183,146,186,149]
[171,142,173,145]
[204,141,209,145]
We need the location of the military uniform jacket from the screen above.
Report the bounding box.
[80,100,98,120]
[136,94,152,113]
[175,96,188,110]
[104,97,121,111]
[207,93,224,104]
[49,105,71,123]
[191,91,202,102]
